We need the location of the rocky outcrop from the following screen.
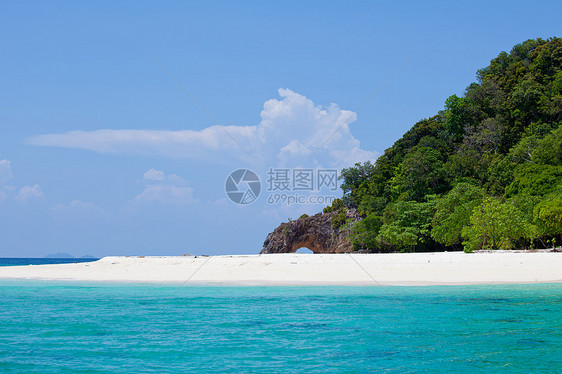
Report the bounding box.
[260,209,361,254]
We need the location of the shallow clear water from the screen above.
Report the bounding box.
[0,281,560,373]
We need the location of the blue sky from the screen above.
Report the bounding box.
[0,1,560,257]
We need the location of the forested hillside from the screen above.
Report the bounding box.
[335,37,562,252]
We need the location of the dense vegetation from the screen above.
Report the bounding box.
[332,37,562,252]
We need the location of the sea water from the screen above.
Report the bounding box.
[0,281,560,373]
[0,258,98,267]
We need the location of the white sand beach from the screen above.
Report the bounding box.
[0,252,561,285]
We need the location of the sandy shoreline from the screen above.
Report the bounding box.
[0,252,561,286]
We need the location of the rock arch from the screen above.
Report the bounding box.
[260,209,360,254]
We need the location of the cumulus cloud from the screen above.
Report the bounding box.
[26,89,378,169]
[0,160,44,204]
[133,169,196,205]
[143,168,165,181]
[142,168,187,185]
[16,184,44,203]
[133,185,195,205]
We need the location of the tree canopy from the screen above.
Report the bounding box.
[337,37,562,252]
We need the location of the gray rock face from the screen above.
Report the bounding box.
[260,209,361,254]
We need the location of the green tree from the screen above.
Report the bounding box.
[531,126,562,165]
[377,199,437,252]
[533,193,562,240]
[431,183,484,247]
[339,162,376,208]
[329,38,562,253]
[323,198,345,213]
[462,197,537,252]
[349,213,383,251]
[443,95,479,141]
[505,164,562,197]
[391,147,447,201]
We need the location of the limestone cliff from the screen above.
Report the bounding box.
[260,209,361,254]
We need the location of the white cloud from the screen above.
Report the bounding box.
[27,127,254,161]
[0,159,13,185]
[142,169,187,185]
[16,184,44,203]
[0,160,43,204]
[134,169,195,205]
[133,185,196,205]
[255,88,371,168]
[26,89,378,169]
[143,168,165,181]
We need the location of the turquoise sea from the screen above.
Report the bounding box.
[0,258,98,267]
[0,279,561,373]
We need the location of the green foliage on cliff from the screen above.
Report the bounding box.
[461,197,537,252]
[431,183,485,248]
[534,191,562,238]
[350,213,382,250]
[330,210,347,230]
[377,199,437,251]
[339,37,562,252]
[323,198,345,213]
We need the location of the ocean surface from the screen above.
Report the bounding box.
[0,258,98,267]
[0,280,560,373]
